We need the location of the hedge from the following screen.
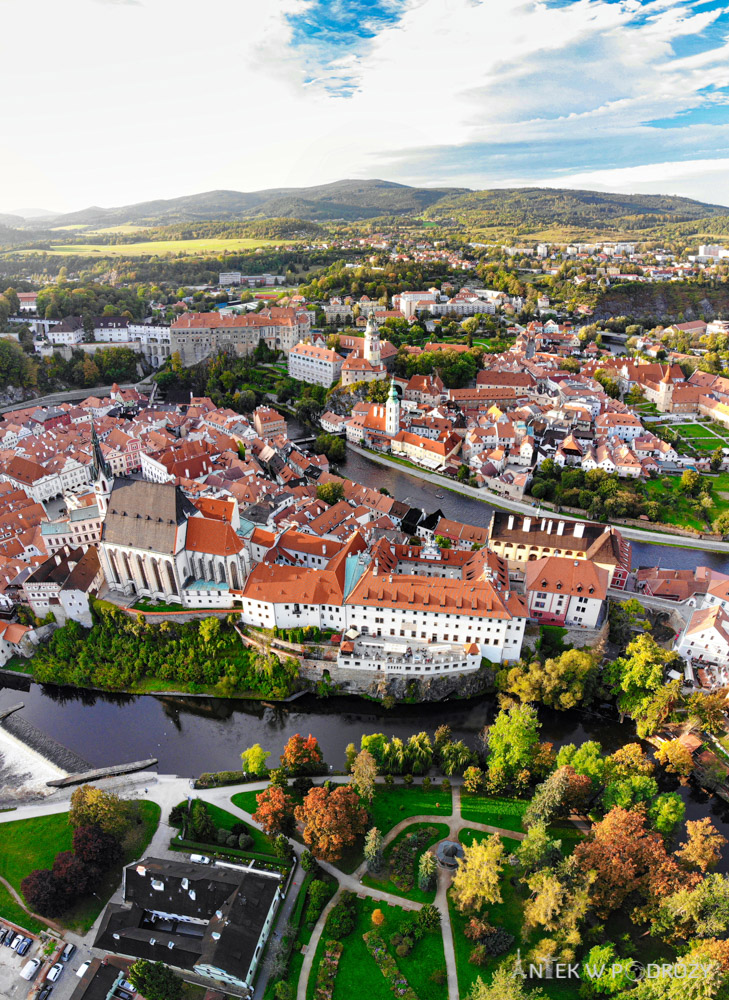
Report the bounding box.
[194,770,260,789]
[169,837,288,871]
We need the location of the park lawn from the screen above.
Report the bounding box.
[643,479,707,531]
[0,802,160,934]
[0,812,73,890]
[457,828,522,854]
[368,784,453,835]
[674,423,718,438]
[459,793,528,832]
[361,821,449,903]
[0,882,47,935]
[232,788,268,816]
[307,896,447,1000]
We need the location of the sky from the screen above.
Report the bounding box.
[3,0,729,213]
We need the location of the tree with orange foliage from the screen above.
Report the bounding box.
[280,733,324,775]
[295,785,368,861]
[252,785,295,835]
[371,908,385,926]
[573,807,683,918]
[676,818,728,873]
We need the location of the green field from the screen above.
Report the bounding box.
[307,896,447,1000]
[6,236,298,258]
[368,784,453,834]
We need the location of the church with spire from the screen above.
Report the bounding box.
[340,314,389,386]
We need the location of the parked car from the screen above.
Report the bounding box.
[189,854,210,864]
[20,958,40,981]
[60,943,76,963]
[4,932,17,948]
[47,963,63,982]
[12,935,24,951]
[76,961,91,978]
[0,928,7,945]
[37,987,53,1000]
[119,980,136,993]
[16,937,32,956]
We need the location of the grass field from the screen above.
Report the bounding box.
[26,236,298,257]
[368,784,453,834]
[0,881,47,934]
[0,802,160,933]
[459,793,528,831]
[307,896,447,1000]
[361,821,449,902]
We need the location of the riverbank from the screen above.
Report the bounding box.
[346,443,729,552]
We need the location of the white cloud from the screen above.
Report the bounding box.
[2,0,729,210]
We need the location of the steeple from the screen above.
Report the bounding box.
[91,420,113,515]
[386,379,400,437]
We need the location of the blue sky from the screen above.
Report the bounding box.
[3,0,729,211]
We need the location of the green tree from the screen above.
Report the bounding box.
[240,743,271,777]
[451,834,505,913]
[486,704,541,788]
[128,960,184,1000]
[316,482,345,506]
[580,943,635,996]
[68,785,130,837]
[497,649,598,710]
[467,967,547,1000]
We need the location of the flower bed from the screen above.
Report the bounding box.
[363,931,420,1000]
[388,825,439,891]
[314,939,343,1000]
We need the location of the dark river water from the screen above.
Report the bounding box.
[2,436,729,857]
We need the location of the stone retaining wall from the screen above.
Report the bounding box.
[1,713,90,773]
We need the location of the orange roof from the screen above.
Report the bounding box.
[185,517,243,557]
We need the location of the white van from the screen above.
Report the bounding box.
[189,854,210,864]
[20,959,40,981]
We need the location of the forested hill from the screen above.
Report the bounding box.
[422,187,729,236]
[28,180,468,229]
[8,180,729,239]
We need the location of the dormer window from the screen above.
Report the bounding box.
[151,879,164,891]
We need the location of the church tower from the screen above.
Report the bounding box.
[386,379,400,437]
[91,420,113,515]
[364,313,381,365]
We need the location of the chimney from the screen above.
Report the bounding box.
[574,522,585,538]
[540,518,546,531]
[557,520,564,536]
[507,514,514,530]
[547,520,553,534]
[523,517,532,531]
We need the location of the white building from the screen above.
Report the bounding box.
[675,605,729,682]
[525,556,608,628]
[288,342,344,387]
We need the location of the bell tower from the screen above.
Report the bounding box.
[364,314,381,365]
[91,420,113,515]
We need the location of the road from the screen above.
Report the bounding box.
[347,443,729,553]
[0,376,155,415]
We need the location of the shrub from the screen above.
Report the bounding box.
[469,944,488,966]
[441,778,451,794]
[481,927,514,955]
[293,776,314,796]
[238,833,254,850]
[417,904,441,932]
[304,879,331,924]
[384,774,395,788]
[301,850,317,873]
[216,828,229,845]
[169,804,185,826]
[389,826,439,892]
[396,942,411,957]
[371,908,385,926]
[226,835,238,848]
[422,776,431,791]
[403,773,414,786]
[326,891,357,939]
[430,968,447,985]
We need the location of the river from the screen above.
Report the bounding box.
[1,425,727,852]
